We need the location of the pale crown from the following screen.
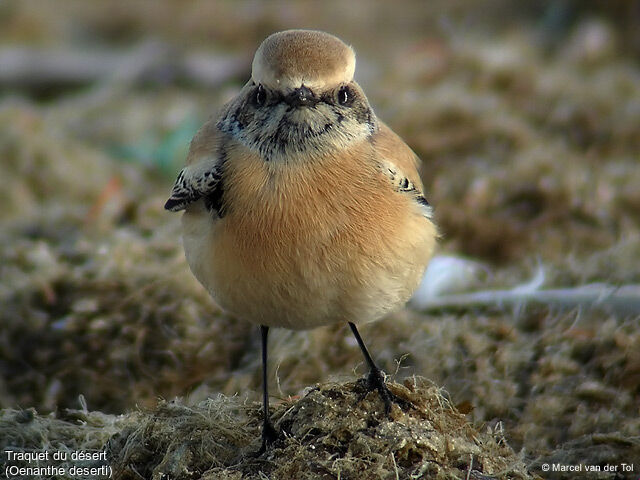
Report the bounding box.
[251,30,356,91]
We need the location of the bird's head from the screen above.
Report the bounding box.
[217,30,377,161]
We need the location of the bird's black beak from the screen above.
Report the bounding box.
[285,85,318,108]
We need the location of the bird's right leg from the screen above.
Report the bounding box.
[348,322,411,414]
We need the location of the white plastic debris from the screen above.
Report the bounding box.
[410,255,487,308]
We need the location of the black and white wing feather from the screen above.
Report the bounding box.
[164,162,224,214]
[378,159,433,220]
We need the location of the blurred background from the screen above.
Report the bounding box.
[1,0,639,466]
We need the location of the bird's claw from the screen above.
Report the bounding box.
[360,368,412,414]
[257,419,279,455]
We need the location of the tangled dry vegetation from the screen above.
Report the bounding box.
[1,380,532,480]
[1,1,639,479]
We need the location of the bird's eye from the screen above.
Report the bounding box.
[337,85,353,106]
[254,85,266,106]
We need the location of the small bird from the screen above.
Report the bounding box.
[165,29,437,452]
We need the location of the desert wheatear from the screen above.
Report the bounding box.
[165,29,437,452]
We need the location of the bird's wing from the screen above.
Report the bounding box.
[164,119,226,214]
[372,122,433,219]
[163,162,223,212]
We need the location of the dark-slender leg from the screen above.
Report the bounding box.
[348,322,409,414]
[258,325,278,454]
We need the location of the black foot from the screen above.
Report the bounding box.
[363,368,412,414]
[257,419,279,455]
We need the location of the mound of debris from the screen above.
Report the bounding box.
[1,378,533,480]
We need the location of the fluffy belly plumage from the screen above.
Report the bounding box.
[181,192,435,330]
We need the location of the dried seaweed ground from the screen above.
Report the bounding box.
[2,380,533,480]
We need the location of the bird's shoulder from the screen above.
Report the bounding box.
[164,118,227,213]
[369,122,432,219]
[370,121,424,192]
[185,117,224,166]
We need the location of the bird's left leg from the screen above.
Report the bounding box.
[348,322,411,414]
[258,325,279,454]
